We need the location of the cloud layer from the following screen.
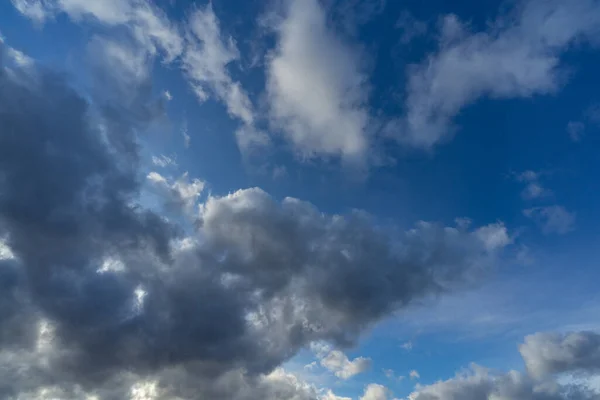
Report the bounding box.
[0,42,513,397]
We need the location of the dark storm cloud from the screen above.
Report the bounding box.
[0,41,510,399]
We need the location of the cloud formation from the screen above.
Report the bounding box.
[312,343,371,379]
[182,4,269,152]
[266,0,371,161]
[523,205,576,235]
[392,0,600,149]
[520,331,600,378]
[0,43,513,398]
[408,330,600,400]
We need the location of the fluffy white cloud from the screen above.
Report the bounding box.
[360,384,392,400]
[410,370,420,380]
[523,205,576,235]
[474,223,512,252]
[319,349,372,380]
[266,0,370,160]
[391,0,600,149]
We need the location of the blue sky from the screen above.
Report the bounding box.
[2,0,600,399]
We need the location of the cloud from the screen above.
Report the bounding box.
[12,0,183,61]
[515,170,551,200]
[407,364,594,400]
[410,370,420,380]
[523,205,576,235]
[146,171,205,214]
[408,330,600,400]
[360,383,392,400]
[151,154,177,168]
[474,222,512,251]
[182,4,269,152]
[520,331,600,378]
[390,0,600,149]
[318,348,372,379]
[182,121,191,148]
[0,40,513,400]
[401,341,413,351]
[266,0,371,161]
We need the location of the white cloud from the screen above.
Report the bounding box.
[320,350,371,380]
[151,154,177,168]
[266,0,370,160]
[474,223,511,252]
[409,370,420,380]
[182,4,268,152]
[146,171,205,214]
[391,0,600,149]
[523,205,576,235]
[360,383,391,400]
[182,122,191,148]
[163,90,173,101]
[12,0,183,61]
[0,238,15,260]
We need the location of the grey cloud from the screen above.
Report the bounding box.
[520,331,600,378]
[407,364,594,400]
[0,42,511,399]
[390,0,600,149]
[408,330,600,400]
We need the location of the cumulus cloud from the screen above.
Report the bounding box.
[313,344,371,379]
[407,330,600,400]
[520,331,600,378]
[0,40,511,400]
[360,383,392,400]
[410,370,420,380]
[266,0,371,161]
[523,205,576,235]
[391,0,600,149]
[406,364,594,400]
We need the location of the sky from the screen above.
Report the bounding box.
[1,0,600,399]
